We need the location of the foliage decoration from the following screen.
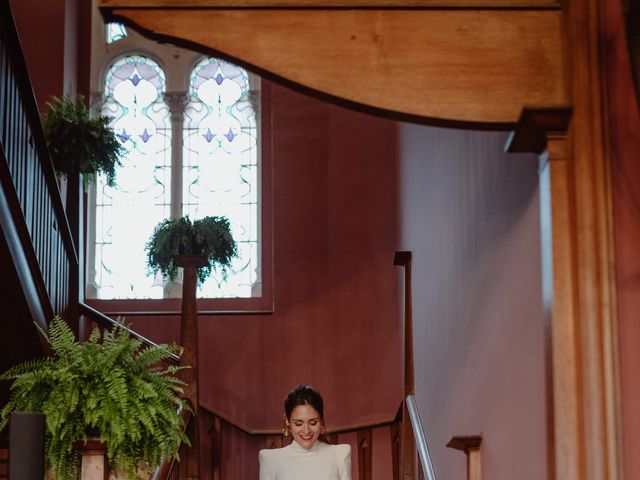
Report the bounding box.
[42,95,124,186]
[145,215,238,285]
[0,317,188,480]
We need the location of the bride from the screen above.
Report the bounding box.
[259,385,351,480]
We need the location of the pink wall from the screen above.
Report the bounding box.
[398,125,547,480]
[603,0,640,478]
[129,81,402,477]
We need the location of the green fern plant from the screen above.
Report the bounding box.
[0,317,189,480]
[42,95,124,186]
[145,215,238,285]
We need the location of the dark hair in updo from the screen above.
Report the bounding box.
[284,384,324,421]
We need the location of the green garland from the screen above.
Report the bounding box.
[42,95,123,186]
[145,215,238,285]
[0,317,188,480]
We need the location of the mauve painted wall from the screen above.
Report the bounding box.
[603,0,640,478]
[9,0,66,111]
[398,125,548,480]
[9,0,90,110]
[129,81,402,477]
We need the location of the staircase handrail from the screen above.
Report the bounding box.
[79,302,180,363]
[406,394,437,480]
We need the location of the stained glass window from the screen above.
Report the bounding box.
[93,55,171,299]
[183,58,260,298]
[106,23,127,44]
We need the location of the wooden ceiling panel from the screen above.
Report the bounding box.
[102,7,567,127]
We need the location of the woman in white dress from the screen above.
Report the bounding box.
[259,385,351,480]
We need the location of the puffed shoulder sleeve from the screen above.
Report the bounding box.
[337,444,352,480]
[259,449,275,480]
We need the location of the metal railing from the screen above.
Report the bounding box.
[406,394,437,480]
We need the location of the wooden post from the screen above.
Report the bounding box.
[446,436,482,480]
[394,251,415,480]
[173,254,208,480]
[65,169,82,336]
[75,439,108,480]
[210,415,222,480]
[357,429,372,480]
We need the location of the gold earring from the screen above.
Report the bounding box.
[282,427,289,437]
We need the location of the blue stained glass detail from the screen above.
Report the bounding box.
[224,128,236,142]
[214,73,224,85]
[139,129,152,143]
[203,128,215,143]
[131,74,141,86]
[118,129,131,142]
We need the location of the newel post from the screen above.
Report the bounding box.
[447,436,482,480]
[173,254,207,480]
[75,439,108,480]
[394,251,415,480]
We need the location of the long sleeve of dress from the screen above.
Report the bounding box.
[338,444,352,480]
[259,449,275,480]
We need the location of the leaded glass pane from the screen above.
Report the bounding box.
[93,55,171,299]
[183,57,259,298]
[106,23,127,44]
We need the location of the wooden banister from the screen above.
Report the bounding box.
[395,252,440,480]
[0,0,78,329]
[78,302,181,362]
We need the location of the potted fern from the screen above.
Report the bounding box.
[42,95,123,186]
[0,317,188,480]
[145,215,237,286]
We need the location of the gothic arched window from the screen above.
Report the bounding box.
[87,49,263,302]
[183,58,260,298]
[92,55,171,299]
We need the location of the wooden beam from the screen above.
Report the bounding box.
[100,7,567,127]
[100,0,560,7]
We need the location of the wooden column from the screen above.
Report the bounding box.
[173,254,208,480]
[509,108,617,480]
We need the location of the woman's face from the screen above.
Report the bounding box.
[286,404,323,450]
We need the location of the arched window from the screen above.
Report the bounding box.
[184,58,259,298]
[87,47,264,303]
[92,55,170,299]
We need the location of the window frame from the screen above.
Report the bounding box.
[85,21,273,315]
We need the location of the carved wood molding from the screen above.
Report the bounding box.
[505,106,572,154]
[446,435,482,453]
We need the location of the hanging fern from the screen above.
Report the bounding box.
[0,317,189,480]
[145,215,238,285]
[42,95,124,186]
